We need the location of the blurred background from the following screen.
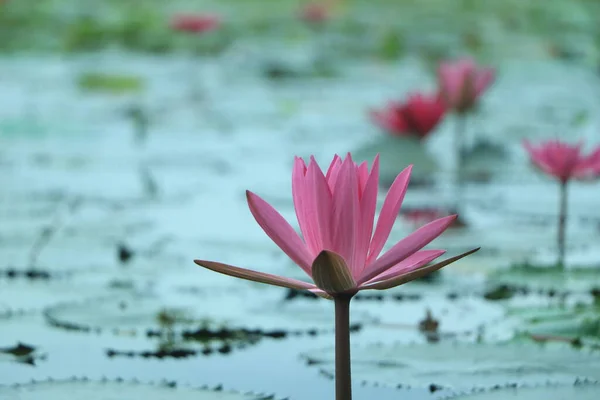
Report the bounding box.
[1,1,600,399]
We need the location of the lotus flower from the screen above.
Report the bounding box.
[194,154,477,297]
[438,58,495,113]
[523,140,600,183]
[170,13,221,34]
[523,139,600,268]
[370,93,446,140]
[299,2,330,23]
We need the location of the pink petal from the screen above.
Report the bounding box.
[330,154,360,274]
[295,157,328,255]
[292,157,319,253]
[359,248,479,290]
[364,249,445,284]
[307,157,333,251]
[367,165,412,264]
[359,215,457,285]
[194,260,317,291]
[355,155,379,276]
[326,154,343,191]
[357,161,369,195]
[246,191,313,276]
[438,64,464,106]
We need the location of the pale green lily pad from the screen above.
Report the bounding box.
[444,381,600,399]
[77,72,145,94]
[0,278,113,318]
[0,379,277,400]
[488,266,600,293]
[353,136,437,185]
[43,292,375,335]
[504,303,600,346]
[301,342,600,390]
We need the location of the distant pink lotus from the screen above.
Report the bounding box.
[170,13,221,34]
[370,93,446,140]
[438,58,495,113]
[299,2,330,23]
[524,139,600,268]
[194,154,477,297]
[523,140,600,183]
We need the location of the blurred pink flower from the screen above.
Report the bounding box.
[299,2,330,23]
[370,93,446,140]
[401,208,448,226]
[170,13,221,34]
[438,58,495,113]
[195,154,477,297]
[401,208,466,229]
[523,139,600,183]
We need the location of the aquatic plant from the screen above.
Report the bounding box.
[442,380,600,399]
[370,93,446,140]
[0,378,280,400]
[523,139,600,268]
[301,341,600,391]
[194,153,478,400]
[437,58,495,206]
[169,14,221,34]
[298,2,330,25]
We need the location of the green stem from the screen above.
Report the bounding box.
[454,114,467,209]
[557,180,568,269]
[334,294,353,400]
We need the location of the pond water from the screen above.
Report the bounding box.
[1,1,600,399]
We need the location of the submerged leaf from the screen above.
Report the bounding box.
[0,379,279,400]
[77,72,145,94]
[444,381,600,399]
[301,341,600,390]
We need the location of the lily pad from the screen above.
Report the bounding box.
[0,277,112,318]
[301,341,600,390]
[488,266,600,294]
[444,381,600,399]
[505,303,600,347]
[43,291,374,336]
[0,379,277,400]
[77,72,145,94]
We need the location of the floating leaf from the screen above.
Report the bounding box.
[77,72,144,94]
[43,291,375,336]
[505,303,600,347]
[488,266,600,294]
[301,341,600,390]
[0,379,278,400]
[444,381,600,399]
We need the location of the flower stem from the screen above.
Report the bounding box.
[334,294,353,400]
[557,180,568,269]
[454,114,467,208]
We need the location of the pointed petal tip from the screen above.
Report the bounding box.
[361,247,480,290]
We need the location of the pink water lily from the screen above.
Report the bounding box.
[523,139,600,268]
[170,13,221,34]
[370,93,446,140]
[194,154,478,297]
[524,139,600,183]
[299,2,330,24]
[438,58,495,113]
